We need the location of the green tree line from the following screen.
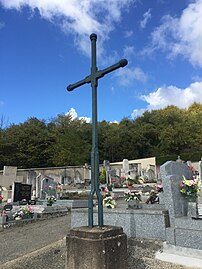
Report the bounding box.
[0,103,202,169]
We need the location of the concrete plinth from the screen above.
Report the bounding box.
[65,225,127,269]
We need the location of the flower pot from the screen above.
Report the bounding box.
[127,199,141,209]
[15,216,22,220]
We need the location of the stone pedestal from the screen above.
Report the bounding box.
[66,225,127,269]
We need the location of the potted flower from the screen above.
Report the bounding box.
[47,196,56,206]
[127,177,134,189]
[180,176,200,202]
[103,196,116,209]
[125,191,142,208]
[155,183,163,203]
[22,204,33,219]
[102,191,116,209]
[180,175,201,218]
[155,184,163,192]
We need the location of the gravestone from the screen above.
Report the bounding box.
[160,161,202,251]
[160,161,193,224]
[40,178,57,199]
[198,158,202,178]
[103,160,110,184]
[198,159,202,215]
[123,159,129,175]
[12,182,32,203]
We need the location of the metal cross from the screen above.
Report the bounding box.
[66,33,128,227]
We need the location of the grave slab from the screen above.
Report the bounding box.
[156,242,202,268]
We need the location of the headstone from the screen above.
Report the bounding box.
[198,158,202,214]
[12,182,32,203]
[160,161,193,225]
[159,161,202,253]
[199,158,202,188]
[146,168,155,181]
[40,178,57,199]
[103,160,110,184]
[123,159,129,175]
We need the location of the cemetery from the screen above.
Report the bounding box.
[0,157,202,268]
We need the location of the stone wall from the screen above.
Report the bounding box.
[71,207,169,240]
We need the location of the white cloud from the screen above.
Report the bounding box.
[0,0,134,58]
[131,81,202,118]
[150,0,202,67]
[65,107,91,123]
[66,108,78,120]
[131,108,146,118]
[124,30,133,38]
[115,66,148,86]
[140,8,152,29]
[123,46,135,59]
[0,21,5,29]
[79,116,91,123]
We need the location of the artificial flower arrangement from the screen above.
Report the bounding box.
[102,192,116,209]
[13,208,24,220]
[47,195,57,205]
[180,175,201,201]
[22,204,33,216]
[124,191,142,202]
[155,184,163,192]
[13,204,34,220]
[56,183,63,193]
[127,176,134,186]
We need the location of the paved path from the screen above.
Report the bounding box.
[0,214,71,268]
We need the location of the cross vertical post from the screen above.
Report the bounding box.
[66,33,128,227]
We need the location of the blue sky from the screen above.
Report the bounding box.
[0,0,202,125]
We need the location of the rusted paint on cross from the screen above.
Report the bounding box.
[66,33,128,227]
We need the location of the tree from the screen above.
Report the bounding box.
[50,114,91,166]
[0,117,54,168]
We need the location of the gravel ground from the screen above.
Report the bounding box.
[0,214,71,269]
[0,214,195,269]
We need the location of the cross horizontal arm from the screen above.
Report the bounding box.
[66,75,91,91]
[66,59,128,92]
[96,59,128,79]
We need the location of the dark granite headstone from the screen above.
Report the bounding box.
[12,182,32,203]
